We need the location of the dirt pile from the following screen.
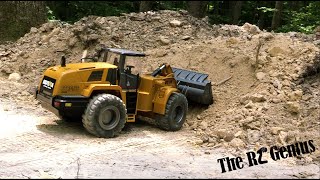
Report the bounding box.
[0,10,319,163]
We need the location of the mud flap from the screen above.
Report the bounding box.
[172,67,213,105]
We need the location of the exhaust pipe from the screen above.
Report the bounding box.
[172,67,213,105]
[61,56,66,67]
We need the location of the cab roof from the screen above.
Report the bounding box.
[104,48,145,57]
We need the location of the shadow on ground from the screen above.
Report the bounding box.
[35,117,162,138]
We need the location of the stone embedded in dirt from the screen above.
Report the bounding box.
[278,131,288,144]
[259,32,274,41]
[288,90,303,101]
[239,116,256,125]
[215,129,227,139]
[199,121,208,130]
[170,19,182,27]
[240,95,249,105]
[159,36,170,45]
[302,94,313,101]
[244,100,254,109]
[223,133,234,142]
[273,79,282,90]
[285,101,301,114]
[8,73,21,82]
[250,93,267,102]
[226,37,239,46]
[271,98,281,104]
[256,72,266,81]
[270,127,285,135]
[30,27,38,34]
[181,36,191,40]
[196,115,201,120]
[247,129,261,144]
[154,49,168,57]
[229,138,246,148]
[201,135,209,143]
[242,23,261,35]
[268,46,286,57]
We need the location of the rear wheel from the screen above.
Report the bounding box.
[82,94,126,138]
[156,93,188,131]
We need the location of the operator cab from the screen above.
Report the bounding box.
[99,48,145,91]
[98,48,146,114]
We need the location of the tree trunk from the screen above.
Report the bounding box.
[0,1,47,43]
[139,1,153,12]
[231,1,243,24]
[186,1,208,18]
[271,1,284,30]
[258,1,266,30]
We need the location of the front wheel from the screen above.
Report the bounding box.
[82,94,126,138]
[156,93,188,131]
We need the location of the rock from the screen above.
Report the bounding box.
[242,23,261,35]
[169,20,182,27]
[181,36,191,40]
[201,135,209,143]
[215,129,227,139]
[268,46,285,57]
[247,129,261,144]
[8,73,21,82]
[234,131,243,138]
[159,36,170,45]
[256,72,266,81]
[239,116,256,125]
[244,100,254,109]
[271,98,281,104]
[302,94,313,101]
[273,79,282,90]
[30,27,38,33]
[154,49,168,57]
[196,115,201,120]
[288,90,303,101]
[229,60,237,68]
[285,101,300,114]
[270,127,285,135]
[214,129,234,142]
[229,138,246,148]
[250,94,266,102]
[195,139,204,145]
[199,121,208,130]
[224,133,234,142]
[278,131,288,144]
[259,32,274,41]
[226,37,239,45]
[151,16,161,21]
[240,95,249,105]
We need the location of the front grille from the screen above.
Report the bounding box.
[40,76,56,96]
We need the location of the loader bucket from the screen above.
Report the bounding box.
[172,67,214,105]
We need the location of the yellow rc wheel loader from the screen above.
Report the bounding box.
[35,47,213,138]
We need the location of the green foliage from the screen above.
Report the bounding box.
[257,7,275,13]
[277,2,320,34]
[44,1,320,34]
[46,6,56,20]
[47,1,135,23]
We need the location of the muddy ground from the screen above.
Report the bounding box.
[0,10,319,178]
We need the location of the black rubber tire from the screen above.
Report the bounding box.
[156,92,188,131]
[82,94,126,138]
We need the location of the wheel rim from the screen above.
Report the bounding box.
[173,105,184,124]
[98,106,120,130]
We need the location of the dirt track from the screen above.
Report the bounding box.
[0,94,319,179]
